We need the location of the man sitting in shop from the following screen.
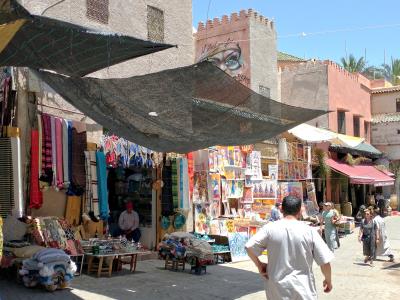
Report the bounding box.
[118,202,141,242]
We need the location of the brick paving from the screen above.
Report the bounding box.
[1,217,399,300]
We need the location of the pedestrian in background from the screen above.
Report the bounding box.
[246,196,334,300]
[269,202,282,221]
[358,208,378,266]
[373,208,394,262]
[355,204,366,223]
[320,202,338,252]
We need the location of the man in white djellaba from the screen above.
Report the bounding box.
[246,195,334,300]
[373,208,395,262]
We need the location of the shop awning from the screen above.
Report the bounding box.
[0,0,173,76]
[288,123,337,143]
[326,159,395,186]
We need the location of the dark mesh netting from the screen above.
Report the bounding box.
[36,62,327,153]
[0,0,172,76]
[0,0,30,24]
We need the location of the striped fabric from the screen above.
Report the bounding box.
[181,158,190,210]
[84,151,99,217]
[171,158,178,210]
[41,114,52,171]
[37,115,42,178]
[29,130,43,209]
[50,116,57,186]
[62,119,69,186]
[55,117,63,189]
[71,121,87,190]
[11,137,23,217]
[0,138,14,218]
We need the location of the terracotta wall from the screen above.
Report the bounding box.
[327,62,372,141]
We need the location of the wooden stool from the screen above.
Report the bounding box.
[87,255,115,277]
[164,256,185,271]
[115,254,138,272]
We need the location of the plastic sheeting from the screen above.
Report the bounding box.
[0,0,173,76]
[36,61,327,153]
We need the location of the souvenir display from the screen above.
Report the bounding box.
[279,182,303,202]
[246,151,262,180]
[242,187,254,203]
[253,180,277,199]
[226,180,244,199]
[228,232,249,262]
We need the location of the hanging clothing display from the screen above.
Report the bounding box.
[29,130,43,209]
[84,151,99,217]
[37,115,42,178]
[96,151,109,220]
[172,159,179,210]
[71,121,87,194]
[55,117,64,189]
[50,116,57,186]
[0,68,17,129]
[62,120,69,187]
[0,138,14,217]
[11,136,23,217]
[177,157,190,210]
[41,114,53,185]
[67,121,73,184]
[100,134,160,169]
[162,165,173,216]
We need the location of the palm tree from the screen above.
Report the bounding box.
[362,66,385,80]
[382,58,400,85]
[340,54,366,73]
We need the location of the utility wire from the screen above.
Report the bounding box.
[189,22,400,46]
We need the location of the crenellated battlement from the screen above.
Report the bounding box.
[281,59,371,87]
[196,9,274,32]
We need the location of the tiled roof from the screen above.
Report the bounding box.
[371,85,400,94]
[372,113,400,124]
[278,51,306,62]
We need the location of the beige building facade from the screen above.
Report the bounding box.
[371,86,400,160]
[12,0,194,248]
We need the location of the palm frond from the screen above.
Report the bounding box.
[314,148,331,177]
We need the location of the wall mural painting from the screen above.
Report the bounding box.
[198,38,250,87]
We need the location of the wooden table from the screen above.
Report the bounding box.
[69,254,85,276]
[86,250,149,277]
[86,253,115,277]
[213,251,231,264]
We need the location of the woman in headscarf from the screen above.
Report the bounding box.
[358,208,379,266]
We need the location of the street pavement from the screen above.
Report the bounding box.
[1,216,399,300]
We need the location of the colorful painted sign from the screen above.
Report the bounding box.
[228,232,250,262]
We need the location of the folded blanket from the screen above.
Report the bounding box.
[33,248,70,264]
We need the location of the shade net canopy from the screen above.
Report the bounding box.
[0,0,30,23]
[36,61,327,153]
[0,0,173,77]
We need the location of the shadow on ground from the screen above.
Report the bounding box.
[0,259,265,300]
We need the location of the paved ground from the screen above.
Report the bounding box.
[1,216,399,300]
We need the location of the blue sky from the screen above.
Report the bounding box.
[192,0,400,67]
